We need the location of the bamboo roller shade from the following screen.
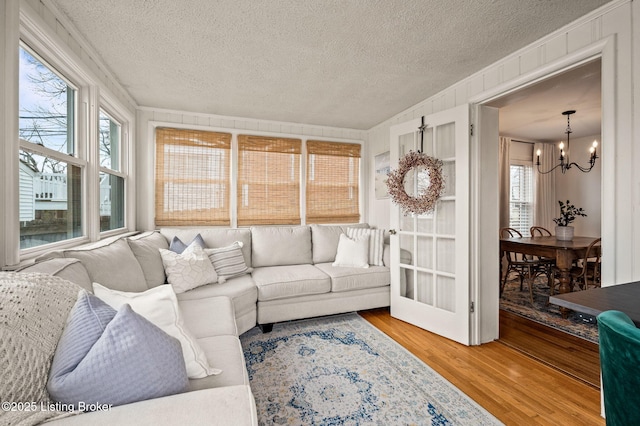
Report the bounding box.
[237,135,302,225]
[155,128,231,226]
[306,140,360,224]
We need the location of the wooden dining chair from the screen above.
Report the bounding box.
[529,226,558,294]
[570,238,601,291]
[500,227,548,304]
[530,226,552,237]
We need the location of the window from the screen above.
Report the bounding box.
[509,163,533,235]
[99,110,125,232]
[155,128,231,226]
[237,135,301,225]
[154,129,361,226]
[306,141,360,224]
[18,45,83,249]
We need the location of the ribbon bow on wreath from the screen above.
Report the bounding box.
[386,151,444,216]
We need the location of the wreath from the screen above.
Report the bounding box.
[386,151,444,215]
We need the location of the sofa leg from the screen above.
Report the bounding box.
[258,323,273,333]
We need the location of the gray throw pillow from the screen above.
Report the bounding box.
[169,234,205,254]
[205,241,252,283]
[47,291,188,409]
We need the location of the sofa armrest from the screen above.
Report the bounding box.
[46,385,257,426]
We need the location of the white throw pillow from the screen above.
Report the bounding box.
[159,242,217,293]
[204,241,252,283]
[347,227,385,266]
[93,283,221,379]
[332,233,370,268]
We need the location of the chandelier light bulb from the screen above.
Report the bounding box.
[559,142,565,150]
[592,140,598,148]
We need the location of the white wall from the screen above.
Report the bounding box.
[555,134,602,237]
[367,0,635,285]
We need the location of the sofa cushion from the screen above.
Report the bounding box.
[315,263,390,292]
[310,223,369,264]
[0,272,80,426]
[47,292,188,409]
[251,226,312,267]
[159,243,218,293]
[61,238,148,292]
[161,228,252,268]
[177,296,238,338]
[252,264,331,301]
[205,242,252,283]
[44,386,257,426]
[188,335,250,391]
[127,231,169,288]
[347,227,385,266]
[93,283,221,378]
[177,274,257,320]
[16,257,93,292]
[332,233,370,268]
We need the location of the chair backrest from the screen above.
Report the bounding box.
[574,238,601,289]
[530,226,552,237]
[499,227,522,239]
[499,227,524,262]
[597,310,640,426]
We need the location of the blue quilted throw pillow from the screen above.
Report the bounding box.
[47,291,188,409]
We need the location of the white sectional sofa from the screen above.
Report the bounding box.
[10,223,391,425]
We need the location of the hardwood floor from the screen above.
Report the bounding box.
[360,308,604,426]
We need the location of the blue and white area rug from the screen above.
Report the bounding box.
[241,313,501,425]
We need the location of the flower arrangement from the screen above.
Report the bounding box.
[552,200,587,227]
[386,151,444,215]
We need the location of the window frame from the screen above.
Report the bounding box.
[509,160,534,236]
[13,10,135,261]
[97,106,129,235]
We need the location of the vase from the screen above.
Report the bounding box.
[555,225,574,241]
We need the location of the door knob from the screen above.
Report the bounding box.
[389,229,397,235]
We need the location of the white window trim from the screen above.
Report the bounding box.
[509,160,534,236]
[8,2,135,264]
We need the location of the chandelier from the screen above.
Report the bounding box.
[536,110,598,174]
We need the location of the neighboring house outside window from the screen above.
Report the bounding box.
[509,162,533,236]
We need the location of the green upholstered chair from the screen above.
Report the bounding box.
[598,310,640,426]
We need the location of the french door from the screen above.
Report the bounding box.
[389,104,470,345]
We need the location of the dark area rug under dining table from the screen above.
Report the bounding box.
[500,275,599,344]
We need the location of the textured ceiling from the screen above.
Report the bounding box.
[50,0,610,130]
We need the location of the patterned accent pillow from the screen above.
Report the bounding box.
[205,241,253,283]
[47,291,188,409]
[332,233,370,268]
[159,242,217,293]
[169,234,205,254]
[347,227,385,266]
[93,283,221,379]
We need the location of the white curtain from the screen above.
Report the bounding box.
[499,137,511,230]
[533,142,556,231]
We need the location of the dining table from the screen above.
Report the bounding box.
[500,235,601,298]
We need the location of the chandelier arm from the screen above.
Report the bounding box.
[570,161,596,173]
[536,162,565,175]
